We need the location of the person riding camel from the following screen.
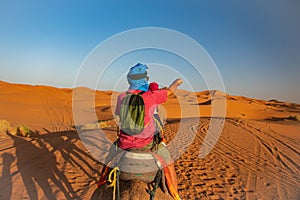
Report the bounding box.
[98,63,182,200]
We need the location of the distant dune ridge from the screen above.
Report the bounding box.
[1,80,298,132]
[0,80,299,199]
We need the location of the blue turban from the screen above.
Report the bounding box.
[127,63,149,91]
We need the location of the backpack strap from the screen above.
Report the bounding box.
[126,90,145,95]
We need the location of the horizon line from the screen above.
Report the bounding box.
[1,79,298,104]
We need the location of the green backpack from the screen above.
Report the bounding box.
[120,91,145,135]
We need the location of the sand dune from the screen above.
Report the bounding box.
[0,80,298,131]
[0,80,300,199]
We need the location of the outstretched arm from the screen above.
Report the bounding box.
[167,79,183,96]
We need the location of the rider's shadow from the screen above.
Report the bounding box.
[0,152,15,200]
[40,131,102,181]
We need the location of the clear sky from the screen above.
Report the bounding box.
[0,0,299,103]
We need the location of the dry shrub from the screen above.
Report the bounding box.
[17,125,31,137]
[0,120,10,133]
[81,120,116,130]
[0,120,31,137]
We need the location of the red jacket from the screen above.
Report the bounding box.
[115,89,167,149]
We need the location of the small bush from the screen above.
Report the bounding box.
[8,127,17,135]
[0,120,32,137]
[80,120,115,130]
[0,120,10,133]
[17,125,31,137]
[98,121,112,128]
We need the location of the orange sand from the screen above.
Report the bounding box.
[0,80,299,199]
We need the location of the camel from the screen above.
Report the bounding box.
[89,127,179,200]
[90,180,174,200]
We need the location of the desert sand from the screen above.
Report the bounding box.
[0,80,299,199]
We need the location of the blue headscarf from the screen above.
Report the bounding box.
[127,63,149,91]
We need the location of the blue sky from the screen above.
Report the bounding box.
[0,0,299,103]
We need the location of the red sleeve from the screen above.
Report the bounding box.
[152,89,168,104]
